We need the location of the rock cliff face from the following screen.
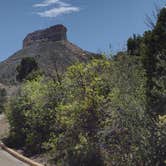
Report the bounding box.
[23,24,67,48]
[0,25,98,87]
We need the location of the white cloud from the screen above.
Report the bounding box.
[33,0,80,18]
[37,6,80,18]
[33,0,60,7]
[33,0,70,7]
[57,1,70,7]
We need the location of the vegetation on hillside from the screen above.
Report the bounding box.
[3,6,166,166]
[0,88,7,113]
[16,57,39,82]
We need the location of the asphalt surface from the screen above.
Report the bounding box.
[0,148,28,166]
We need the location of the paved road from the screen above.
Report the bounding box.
[0,148,28,166]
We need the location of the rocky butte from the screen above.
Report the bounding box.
[23,24,67,48]
[0,24,98,92]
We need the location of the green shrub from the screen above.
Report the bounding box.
[6,56,164,165]
[16,57,38,82]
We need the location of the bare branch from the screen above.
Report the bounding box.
[145,2,161,29]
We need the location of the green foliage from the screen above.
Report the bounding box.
[46,59,111,165]
[127,34,142,56]
[100,110,153,166]
[16,57,38,82]
[6,76,62,153]
[5,95,27,147]
[154,115,166,165]
[6,56,155,165]
[142,8,166,114]
[126,7,166,115]
[97,56,155,165]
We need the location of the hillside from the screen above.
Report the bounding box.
[0,25,97,87]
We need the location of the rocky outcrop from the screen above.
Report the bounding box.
[23,24,67,48]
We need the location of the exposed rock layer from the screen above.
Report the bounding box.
[23,24,67,48]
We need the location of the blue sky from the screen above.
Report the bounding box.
[0,0,165,61]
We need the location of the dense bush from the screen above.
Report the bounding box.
[6,77,61,152]
[127,8,166,115]
[6,56,161,165]
[156,115,166,164]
